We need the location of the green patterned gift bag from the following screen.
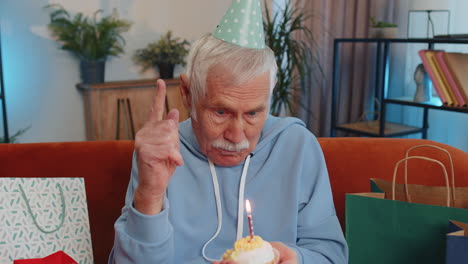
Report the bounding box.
[0,178,93,264]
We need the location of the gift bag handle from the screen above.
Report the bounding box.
[18,183,66,234]
[405,144,456,201]
[392,156,451,207]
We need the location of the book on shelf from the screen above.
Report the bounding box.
[418,50,449,105]
[443,52,468,107]
[434,34,468,39]
[418,50,468,107]
[435,51,467,107]
[426,51,458,106]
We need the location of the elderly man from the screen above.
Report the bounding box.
[110,1,347,263]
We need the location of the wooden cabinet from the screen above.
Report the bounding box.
[78,79,189,141]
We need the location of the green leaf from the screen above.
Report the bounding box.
[264,0,322,116]
[44,5,132,61]
[133,31,190,71]
[0,125,31,143]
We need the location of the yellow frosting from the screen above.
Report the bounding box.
[223,236,264,260]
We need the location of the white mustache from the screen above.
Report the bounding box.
[211,138,250,152]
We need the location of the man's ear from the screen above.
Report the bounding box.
[179,74,192,111]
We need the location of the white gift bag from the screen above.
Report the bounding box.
[0,178,93,264]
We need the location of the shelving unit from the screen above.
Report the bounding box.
[0,27,9,143]
[331,38,468,139]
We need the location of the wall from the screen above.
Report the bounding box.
[431,0,468,152]
[390,0,468,151]
[0,0,231,142]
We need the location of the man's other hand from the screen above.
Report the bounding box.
[271,242,298,264]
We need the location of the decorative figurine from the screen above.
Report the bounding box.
[413,63,432,102]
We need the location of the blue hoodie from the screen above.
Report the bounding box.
[110,115,348,263]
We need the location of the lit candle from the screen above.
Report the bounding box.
[245,199,254,240]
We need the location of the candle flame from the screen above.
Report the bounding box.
[245,199,251,214]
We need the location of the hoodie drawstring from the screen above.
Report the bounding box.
[202,154,252,262]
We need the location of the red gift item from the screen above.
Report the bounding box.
[14,251,78,264]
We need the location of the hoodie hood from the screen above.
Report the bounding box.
[178,115,305,164]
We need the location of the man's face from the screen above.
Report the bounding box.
[191,69,271,167]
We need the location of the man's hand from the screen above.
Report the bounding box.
[271,242,298,264]
[133,79,184,215]
[212,242,298,264]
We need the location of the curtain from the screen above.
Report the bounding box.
[294,0,396,136]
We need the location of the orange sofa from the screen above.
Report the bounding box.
[0,138,466,263]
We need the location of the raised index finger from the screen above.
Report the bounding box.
[148,79,167,122]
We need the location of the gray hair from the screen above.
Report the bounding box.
[185,34,277,118]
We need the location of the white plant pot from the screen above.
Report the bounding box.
[369,27,398,39]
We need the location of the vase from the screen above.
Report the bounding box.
[157,63,175,79]
[369,27,398,39]
[80,60,105,84]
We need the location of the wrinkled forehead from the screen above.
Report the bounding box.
[205,64,271,93]
[202,69,271,105]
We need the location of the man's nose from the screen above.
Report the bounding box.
[224,118,245,143]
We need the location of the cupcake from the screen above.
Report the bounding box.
[222,235,279,264]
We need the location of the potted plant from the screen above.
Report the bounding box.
[45,4,132,84]
[369,16,398,38]
[0,126,30,143]
[263,1,317,116]
[133,31,190,79]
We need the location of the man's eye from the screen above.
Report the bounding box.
[216,110,225,116]
[247,111,257,117]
